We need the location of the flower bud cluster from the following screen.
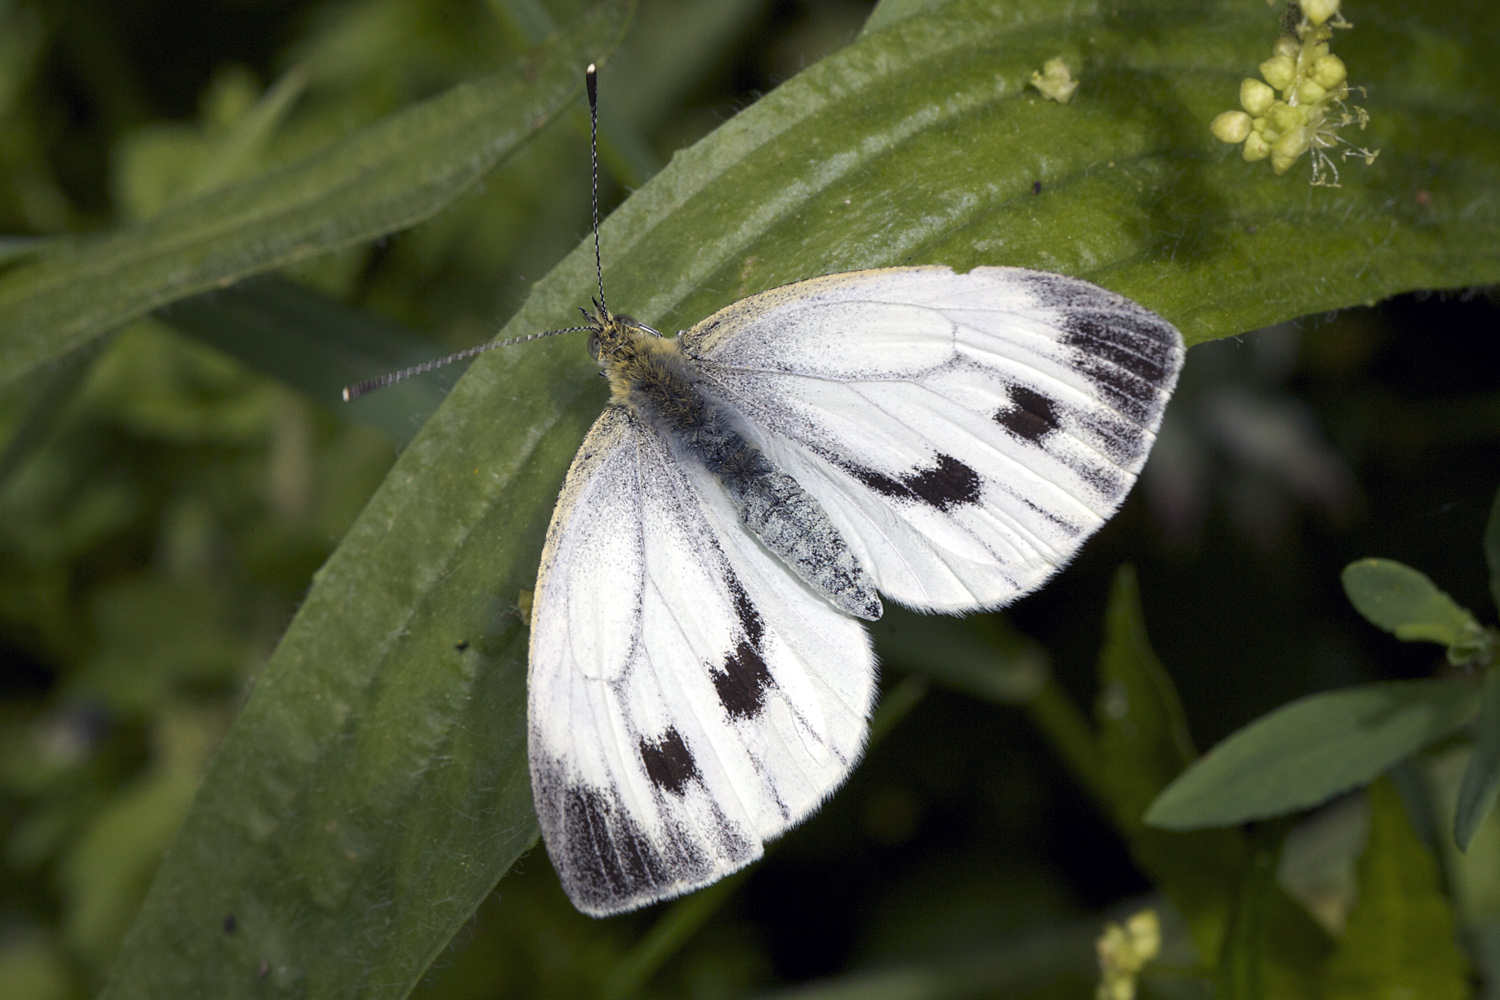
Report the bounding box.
[1096,910,1161,1000]
[1209,0,1376,185]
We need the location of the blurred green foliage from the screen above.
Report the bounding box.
[1,0,1499,998]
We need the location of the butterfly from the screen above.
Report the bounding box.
[345,66,1184,918]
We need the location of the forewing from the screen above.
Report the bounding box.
[528,406,875,916]
[683,266,1184,612]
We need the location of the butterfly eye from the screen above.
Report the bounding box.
[619,314,662,338]
[587,333,601,360]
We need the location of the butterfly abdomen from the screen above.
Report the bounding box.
[608,331,880,621]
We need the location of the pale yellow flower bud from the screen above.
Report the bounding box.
[1296,80,1328,104]
[1243,131,1272,161]
[1273,126,1310,157]
[1240,78,1276,115]
[1260,54,1296,91]
[1124,911,1161,958]
[1311,54,1347,89]
[1271,127,1310,173]
[1273,36,1301,59]
[1211,110,1253,144]
[1270,101,1306,132]
[1302,0,1340,26]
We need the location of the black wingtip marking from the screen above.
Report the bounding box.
[534,753,755,916]
[1016,271,1182,425]
[1062,315,1174,386]
[640,728,701,795]
[846,453,981,512]
[996,385,1059,443]
[561,782,669,905]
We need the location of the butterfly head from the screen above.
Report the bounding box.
[584,300,661,362]
[581,300,678,405]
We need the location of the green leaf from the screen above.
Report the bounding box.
[1320,778,1469,1000]
[861,0,950,36]
[1096,565,1196,802]
[112,0,1500,993]
[1455,666,1500,851]
[1342,558,1482,647]
[0,235,51,265]
[0,340,102,488]
[1487,485,1500,616]
[159,277,452,446]
[59,769,200,969]
[1213,822,1288,1000]
[1092,567,1242,962]
[1146,680,1482,830]
[0,0,633,387]
[0,934,71,1000]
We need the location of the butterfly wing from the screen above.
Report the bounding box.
[683,266,1184,612]
[529,406,875,916]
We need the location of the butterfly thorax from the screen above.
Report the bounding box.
[587,307,881,622]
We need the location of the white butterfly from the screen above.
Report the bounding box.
[527,264,1183,916]
[343,67,1184,919]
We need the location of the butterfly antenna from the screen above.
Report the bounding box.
[343,66,609,405]
[586,63,606,316]
[340,325,592,402]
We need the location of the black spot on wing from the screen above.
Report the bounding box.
[714,640,772,719]
[640,728,700,795]
[846,454,981,512]
[713,573,772,719]
[996,385,1059,443]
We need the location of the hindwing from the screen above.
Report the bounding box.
[528,406,876,916]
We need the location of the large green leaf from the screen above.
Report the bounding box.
[108,0,1500,995]
[1146,680,1482,830]
[1321,778,1469,1000]
[0,0,633,386]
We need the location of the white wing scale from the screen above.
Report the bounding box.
[529,407,875,916]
